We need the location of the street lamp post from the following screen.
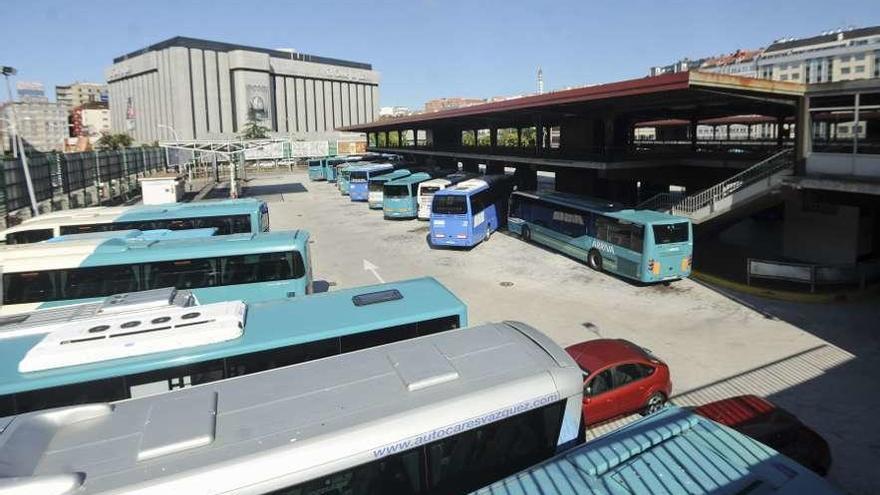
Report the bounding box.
[2,66,39,216]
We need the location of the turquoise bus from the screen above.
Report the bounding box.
[44,227,219,243]
[323,157,349,182]
[337,164,355,195]
[384,172,435,219]
[508,191,693,282]
[0,277,467,415]
[476,406,840,495]
[368,169,412,209]
[349,163,395,201]
[0,230,313,315]
[307,158,326,181]
[0,198,270,244]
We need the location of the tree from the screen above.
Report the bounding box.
[96,133,134,150]
[240,119,269,140]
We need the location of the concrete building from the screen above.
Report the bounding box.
[55,82,108,109]
[649,57,706,77]
[424,97,486,113]
[700,49,763,78]
[0,82,69,152]
[379,106,413,118]
[758,27,880,83]
[71,102,111,138]
[105,36,380,143]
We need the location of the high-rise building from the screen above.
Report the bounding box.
[104,36,380,143]
[649,25,880,84]
[0,99,69,152]
[56,82,109,109]
[71,102,111,138]
[758,27,880,83]
[424,97,486,113]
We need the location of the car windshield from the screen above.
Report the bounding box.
[384,184,410,198]
[652,222,690,244]
[432,195,467,215]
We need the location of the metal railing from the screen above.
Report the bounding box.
[674,148,793,215]
[636,148,794,221]
[747,258,880,292]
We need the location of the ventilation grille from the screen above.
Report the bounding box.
[19,301,246,373]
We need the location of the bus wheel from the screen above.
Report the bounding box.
[587,250,603,271]
[521,226,531,242]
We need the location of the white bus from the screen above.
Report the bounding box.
[417,173,472,220]
[0,321,583,495]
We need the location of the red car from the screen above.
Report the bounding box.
[693,395,832,476]
[565,339,672,426]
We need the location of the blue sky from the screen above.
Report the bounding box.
[1,0,878,109]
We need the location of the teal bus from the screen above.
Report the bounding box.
[0,198,270,245]
[368,169,412,209]
[508,191,692,282]
[307,158,326,181]
[383,172,435,219]
[323,157,349,182]
[476,406,840,495]
[0,277,467,415]
[0,230,313,315]
[337,164,355,195]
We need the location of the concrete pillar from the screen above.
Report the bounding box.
[514,166,537,190]
[776,116,786,147]
[689,118,699,151]
[461,159,479,173]
[485,162,504,175]
[795,96,811,162]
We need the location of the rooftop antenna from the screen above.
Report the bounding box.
[537,67,544,95]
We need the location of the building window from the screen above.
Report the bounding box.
[780,74,789,81]
[854,53,866,61]
[841,67,851,74]
[791,73,800,80]
[476,128,491,146]
[461,130,475,147]
[854,66,865,73]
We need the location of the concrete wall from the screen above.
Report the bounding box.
[106,43,379,142]
[784,196,862,264]
[807,152,880,179]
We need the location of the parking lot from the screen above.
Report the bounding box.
[244,170,878,494]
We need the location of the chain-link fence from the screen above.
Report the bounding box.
[1,147,167,221]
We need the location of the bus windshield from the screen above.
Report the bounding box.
[421,186,441,195]
[369,181,386,192]
[350,171,368,180]
[433,195,467,215]
[384,184,410,198]
[652,223,690,244]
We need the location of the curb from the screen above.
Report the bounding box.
[691,270,879,303]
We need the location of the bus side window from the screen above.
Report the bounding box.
[14,378,127,415]
[630,225,645,253]
[230,215,251,234]
[426,400,565,493]
[417,315,461,335]
[226,339,339,377]
[148,258,217,289]
[6,228,54,244]
[3,271,58,304]
[340,324,419,353]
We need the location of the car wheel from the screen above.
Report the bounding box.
[522,226,531,242]
[642,392,666,416]
[587,249,603,271]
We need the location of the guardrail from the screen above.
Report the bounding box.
[747,258,880,292]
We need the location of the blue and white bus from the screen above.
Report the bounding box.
[0,198,270,244]
[417,172,474,220]
[508,191,693,282]
[349,163,395,201]
[0,230,313,315]
[384,172,435,219]
[476,406,840,495]
[0,277,467,415]
[430,175,517,247]
[307,158,326,181]
[368,169,412,209]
